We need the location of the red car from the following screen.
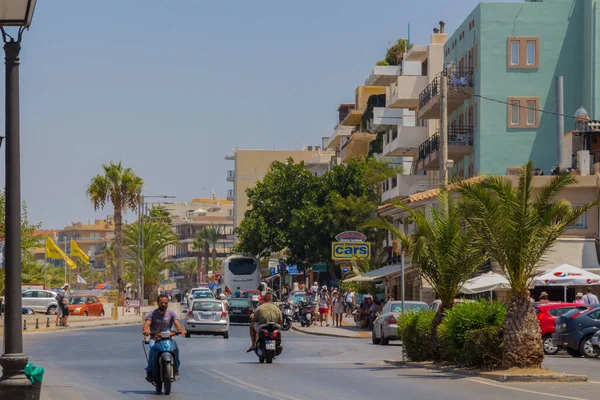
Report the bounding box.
[535,302,578,355]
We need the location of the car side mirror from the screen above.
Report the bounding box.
[182,310,188,314]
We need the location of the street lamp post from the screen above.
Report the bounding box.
[0,1,37,399]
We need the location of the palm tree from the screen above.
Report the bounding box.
[86,161,143,306]
[457,161,598,368]
[124,221,179,304]
[176,259,198,293]
[364,191,487,354]
[206,225,223,272]
[193,229,211,281]
[149,205,171,224]
[97,244,116,284]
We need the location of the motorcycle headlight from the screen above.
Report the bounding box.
[306,313,312,319]
[75,307,81,313]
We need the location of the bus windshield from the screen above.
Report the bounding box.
[228,258,257,275]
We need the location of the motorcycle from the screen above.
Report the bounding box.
[298,301,315,327]
[280,302,294,331]
[254,322,282,364]
[143,330,181,395]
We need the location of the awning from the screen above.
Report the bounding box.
[193,208,208,214]
[343,264,403,283]
[460,272,511,295]
[533,264,600,286]
[538,237,600,271]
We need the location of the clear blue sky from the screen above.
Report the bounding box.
[0,0,521,229]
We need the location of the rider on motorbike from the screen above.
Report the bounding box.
[143,294,186,382]
[246,293,282,353]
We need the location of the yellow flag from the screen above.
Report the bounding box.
[45,236,77,269]
[71,239,90,264]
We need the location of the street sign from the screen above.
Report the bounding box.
[312,263,327,272]
[332,242,370,260]
[287,265,301,275]
[123,299,140,308]
[342,267,349,273]
[335,231,367,243]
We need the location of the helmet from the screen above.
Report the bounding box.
[219,293,226,300]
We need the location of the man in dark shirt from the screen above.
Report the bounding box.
[143,294,186,381]
[246,293,282,352]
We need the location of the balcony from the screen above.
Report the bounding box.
[340,86,386,126]
[225,154,236,161]
[386,75,429,109]
[382,121,428,158]
[382,174,432,202]
[227,170,235,182]
[417,126,474,170]
[368,107,405,132]
[226,189,234,201]
[364,65,402,86]
[324,125,353,149]
[418,67,474,120]
[340,132,376,163]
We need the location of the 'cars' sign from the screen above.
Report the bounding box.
[332,242,370,260]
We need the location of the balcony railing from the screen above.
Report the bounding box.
[418,68,474,110]
[417,126,474,161]
[227,170,235,179]
[227,189,234,197]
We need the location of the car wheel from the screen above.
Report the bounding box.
[543,335,559,355]
[47,305,57,315]
[100,310,105,316]
[566,347,582,357]
[380,328,389,346]
[372,329,381,345]
[83,311,88,317]
[223,332,229,339]
[580,336,599,358]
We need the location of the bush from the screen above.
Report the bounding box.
[376,60,389,66]
[436,322,452,362]
[462,326,503,369]
[397,310,436,361]
[442,300,506,364]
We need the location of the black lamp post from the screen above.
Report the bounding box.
[0,1,37,399]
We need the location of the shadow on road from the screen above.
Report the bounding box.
[118,389,162,395]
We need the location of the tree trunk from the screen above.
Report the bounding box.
[197,253,203,284]
[502,294,544,368]
[211,247,217,274]
[114,206,125,309]
[430,309,444,360]
[144,282,158,306]
[204,241,210,277]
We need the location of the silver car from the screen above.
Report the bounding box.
[372,301,429,345]
[184,299,229,339]
[21,289,59,314]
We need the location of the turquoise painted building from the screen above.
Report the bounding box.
[440,0,600,176]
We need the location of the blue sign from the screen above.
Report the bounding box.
[269,267,277,276]
[287,265,300,275]
[342,267,349,274]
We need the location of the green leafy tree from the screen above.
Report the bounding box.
[96,244,116,285]
[124,221,179,304]
[193,229,211,279]
[385,38,413,66]
[364,191,487,356]
[457,161,599,368]
[149,205,171,224]
[86,161,144,306]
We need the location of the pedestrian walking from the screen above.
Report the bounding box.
[344,288,355,317]
[318,287,331,327]
[582,287,599,305]
[574,292,584,305]
[332,291,345,327]
[56,283,70,327]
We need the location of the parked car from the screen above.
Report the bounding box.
[552,305,600,358]
[227,298,254,324]
[67,295,105,316]
[21,289,59,315]
[534,302,578,355]
[184,299,229,338]
[428,299,468,313]
[372,301,429,345]
[0,303,34,315]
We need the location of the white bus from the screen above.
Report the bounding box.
[221,255,261,295]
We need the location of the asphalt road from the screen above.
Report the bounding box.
[17,324,600,400]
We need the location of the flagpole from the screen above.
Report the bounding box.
[64,238,67,284]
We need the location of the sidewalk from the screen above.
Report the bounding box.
[291,315,372,339]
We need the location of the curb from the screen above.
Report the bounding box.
[291,325,370,339]
[382,360,588,383]
[1,320,141,336]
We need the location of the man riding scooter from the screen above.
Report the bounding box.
[143,294,186,382]
[246,293,283,353]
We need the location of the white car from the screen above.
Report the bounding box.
[185,287,212,305]
[184,299,229,338]
[372,301,429,345]
[21,289,59,314]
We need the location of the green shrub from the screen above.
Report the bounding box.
[443,300,506,364]
[397,310,436,361]
[375,60,389,66]
[436,321,452,362]
[462,326,503,369]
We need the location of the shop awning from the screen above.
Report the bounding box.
[538,237,600,271]
[343,264,403,283]
[460,272,511,295]
[533,264,600,286]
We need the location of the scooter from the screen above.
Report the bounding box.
[280,302,294,331]
[143,330,181,395]
[298,301,315,327]
[255,322,282,364]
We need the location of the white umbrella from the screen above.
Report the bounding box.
[193,208,208,214]
[533,264,600,301]
[460,271,511,295]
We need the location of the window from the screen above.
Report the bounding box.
[567,207,587,229]
[548,307,576,317]
[587,309,600,320]
[508,37,539,68]
[510,41,520,65]
[526,100,536,126]
[22,291,34,298]
[391,176,397,188]
[510,101,520,125]
[228,258,258,275]
[507,97,539,128]
[527,41,536,65]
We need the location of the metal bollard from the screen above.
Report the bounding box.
[46,317,50,328]
[35,318,39,329]
[23,320,27,330]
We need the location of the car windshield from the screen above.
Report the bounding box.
[241,291,257,298]
[229,299,250,307]
[390,303,428,313]
[193,291,214,299]
[562,307,589,318]
[192,302,222,312]
[68,297,87,305]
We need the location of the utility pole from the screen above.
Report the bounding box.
[440,75,449,186]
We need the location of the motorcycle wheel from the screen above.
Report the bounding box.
[259,357,265,364]
[266,351,273,364]
[282,318,292,331]
[155,380,162,394]
[163,363,172,395]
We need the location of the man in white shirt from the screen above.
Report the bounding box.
[344,289,355,317]
[582,287,599,305]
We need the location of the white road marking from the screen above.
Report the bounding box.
[588,380,600,384]
[206,368,305,400]
[467,378,589,400]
